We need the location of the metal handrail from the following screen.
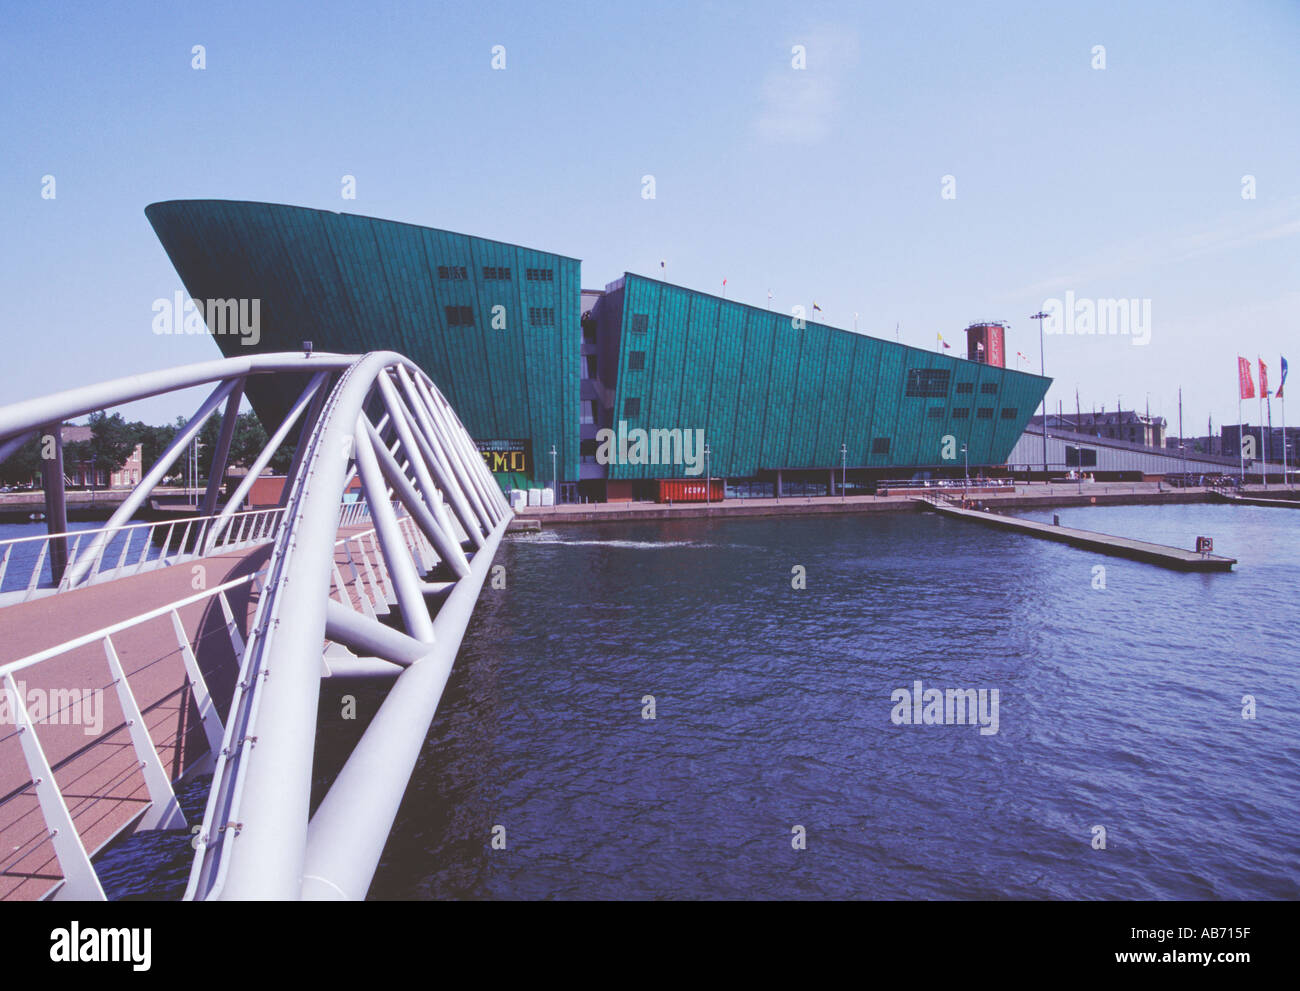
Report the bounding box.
[0,502,378,603]
[0,566,269,899]
[0,569,264,679]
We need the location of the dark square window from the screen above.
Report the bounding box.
[905,368,951,398]
[952,407,970,418]
[977,407,994,419]
[1001,407,1018,419]
[528,307,555,326]
[628,351,646,371]
[624,397,641,417]
[927,407,944,418]
[956,382,974,394]
[630,313,649,334]
[872,437,890,455]
[483,266,512,281]
[439,265,467,280]
[445,305,474,326]
[526,268,554,282]
[981,382,999,394]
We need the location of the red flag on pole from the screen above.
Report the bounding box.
[1238,356,1255,399]
[1260,358,1269,396]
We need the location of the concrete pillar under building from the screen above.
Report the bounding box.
[776,469,783,499]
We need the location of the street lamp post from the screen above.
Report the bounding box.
[961,443,968,490]
[1031,310,1050,481]
[840,443,847,501]
[704,444,712,505]
[550,445,557,502]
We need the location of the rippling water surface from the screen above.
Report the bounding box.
[98,503,1300,899]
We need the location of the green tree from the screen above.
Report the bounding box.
[200,411,297,479]
[127,420,179,473]
[85,411,137,474]
[0,433,44,486]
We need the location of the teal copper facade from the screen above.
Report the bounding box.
[591,274,1050,479]
[146,200,581,484]
[146,200,1050,491]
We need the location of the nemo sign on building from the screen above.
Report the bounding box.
[476,440,530,475]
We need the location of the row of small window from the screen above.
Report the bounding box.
[935,407,1019,419]
[437,265,552,282]
[619,401,1016,426]
[444,305,554,326]
[906,369,999,398]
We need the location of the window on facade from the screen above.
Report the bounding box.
[871,437,891,455]
[977,408,994,419]
[980,382,998,394]
[630,313,649,334]
[445,305,474,325]
[905,368,951,398]
[624,397,641,417]
[1000,407,1018,419]
[956,382,974,394]
[1066,445,1098,467]
[580,400,597,424]
[628,351,646,371]
[927,407,944,418]
[437,265,468,280]
[952,407,970,418]
[483,266,512,280]
[525,268,554,282]
[528,307,555,326]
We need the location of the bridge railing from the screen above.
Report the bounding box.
[0,351,511,902]
[0,506,422,902]
[0,568,266,900]
[0,507,287,605]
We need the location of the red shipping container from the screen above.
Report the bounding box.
[655,478,725,503]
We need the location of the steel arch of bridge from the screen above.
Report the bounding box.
[0,351,511,900]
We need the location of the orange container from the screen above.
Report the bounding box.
[655,478,725,503]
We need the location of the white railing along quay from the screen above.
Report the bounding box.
[0,507,286,605]
[0,501,379,607]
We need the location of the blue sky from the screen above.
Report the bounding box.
[2,0,1297,434]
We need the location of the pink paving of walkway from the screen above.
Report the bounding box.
[0,523,385,900]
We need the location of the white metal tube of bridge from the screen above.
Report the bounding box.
[299,512,510,900]
[210,355,398,900]
[352,414,437,643]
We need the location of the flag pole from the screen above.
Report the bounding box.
[1238,392,1244,483]
[1267,389,1275,490]
[1259,356,1267,488]
[1237,357,1244,483]
[1283,390,1289,488]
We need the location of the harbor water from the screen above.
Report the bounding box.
[87,502,1299,899]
